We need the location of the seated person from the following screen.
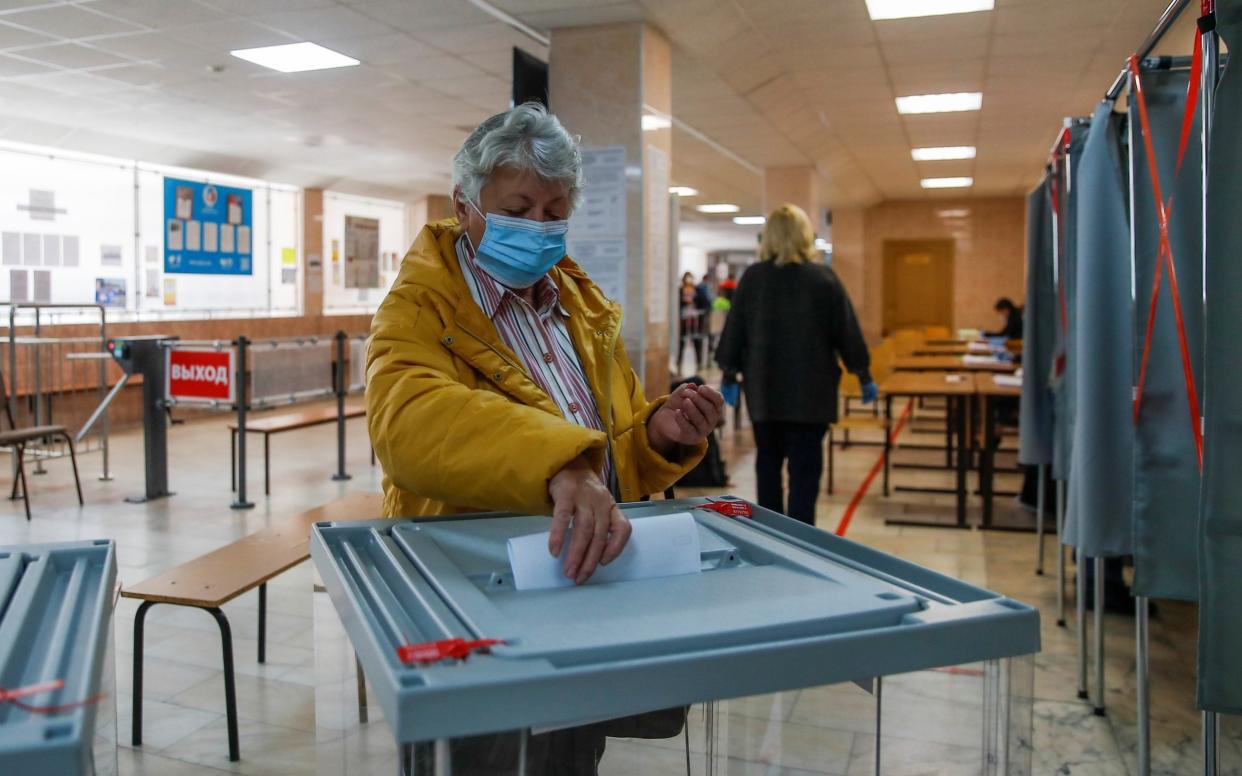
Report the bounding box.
[985,297,1024,340]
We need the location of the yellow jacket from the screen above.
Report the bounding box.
[367,218,706,518]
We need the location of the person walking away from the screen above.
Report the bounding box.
[715,204,875,527]
[677,272,703,371]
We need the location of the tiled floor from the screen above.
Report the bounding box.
[0,395,1237,774]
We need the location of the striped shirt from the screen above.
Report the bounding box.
[455,236,614,484]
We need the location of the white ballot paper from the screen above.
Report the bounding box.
[968,341,991,352]
[994,375,1023,388]
[963,354,1001,365]
[507,511,701,591]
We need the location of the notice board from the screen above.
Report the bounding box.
[164,177,253,275]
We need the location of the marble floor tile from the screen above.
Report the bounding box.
[169,672,318,733]
[117,694,222,752]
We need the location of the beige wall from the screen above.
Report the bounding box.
[832,196,1025,341]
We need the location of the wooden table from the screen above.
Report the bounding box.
[975,373,1022,527]
[895,355,1017,373]
[878,371,978,529]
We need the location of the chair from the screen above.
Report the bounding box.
[828,339,896,494]
[0,371,84,521]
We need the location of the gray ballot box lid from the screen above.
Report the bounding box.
[0,540,116,774]
[311,497,1040,744]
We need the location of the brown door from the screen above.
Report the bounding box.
[882,239,954,334]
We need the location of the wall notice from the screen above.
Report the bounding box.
[644,145,670,325]
[95,277,126,308]
[566,145,627,309]
[164,177,253,275]
[343,215,381,288]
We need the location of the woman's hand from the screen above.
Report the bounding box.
[547,455,632,584]
[648,383,725,456]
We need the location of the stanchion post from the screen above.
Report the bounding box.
[332,330,351,482]
[1093,556,1106,715]
[1077,550,1088,700]
[1057,479,1067,626]
[1204,711,1220,776]
[1036,464,1047,575]
[1137,596,1151,775]
[231,336,254,510]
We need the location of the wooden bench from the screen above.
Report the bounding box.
[230,402,366,495]
[122,490,384,762]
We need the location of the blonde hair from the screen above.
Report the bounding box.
[760,204,816,265]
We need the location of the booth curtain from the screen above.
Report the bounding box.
[1018,175,1055,467]
[1198,0,1242,714]
[1063,102,1133,557]
[1051,124,1088,482]
[1129,69,1204,602]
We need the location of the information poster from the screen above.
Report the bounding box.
[164,177,252,275]
[95,277,126,308]
[645,145,670,325]
[566,145,627,308]
[343,215,381,288]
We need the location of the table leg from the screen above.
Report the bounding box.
[956,394,968,528]
[982,395,996,528]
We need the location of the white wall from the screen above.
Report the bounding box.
[677,219,761,279]
[321,191,410,317]
[0,140,301,322]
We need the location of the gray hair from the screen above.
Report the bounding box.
[451,103,584,211]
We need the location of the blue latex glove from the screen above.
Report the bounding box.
[721,382,740,408]
[861,381,879,405]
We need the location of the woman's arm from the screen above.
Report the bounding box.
[367,288,608,515]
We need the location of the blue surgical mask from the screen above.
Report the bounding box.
[467,199,569,289]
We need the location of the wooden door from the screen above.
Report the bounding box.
[883,239,954,334]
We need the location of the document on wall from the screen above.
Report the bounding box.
[507,512,701,592]
[63,235,79,267]
[645,144,670,325]
[2,232,19,266]
[145,268,160,298]
[9,270,27,302]
[33,270,50,303]
[567,145,628,308]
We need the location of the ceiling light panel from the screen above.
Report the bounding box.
[696,203,740,214]
[866,0,994,21]
[230,42,359,73]
[895,92,983,114]
[732,216,765,225]
[669,186,699,196]
[911,146,977,161]
[921,177,974,189]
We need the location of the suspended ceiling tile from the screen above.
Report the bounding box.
[0,3,148,39]
[510,2,645,28]
[872,10,994,42]
[12,41,132,69]
[162,20,299,52]
[340,0,484,33]
[254,5,395,41]
[0,50,55,76]
[0,19,57,49]
[880,35,990,67]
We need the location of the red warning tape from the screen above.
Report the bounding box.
[834,399,914,537]
[0,679,104,714]
[1128,53,1205,470]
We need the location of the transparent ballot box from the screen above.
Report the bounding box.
[0,540,118,776]
[311,497,1038,775]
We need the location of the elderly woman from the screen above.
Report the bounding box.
[368,102,721,587]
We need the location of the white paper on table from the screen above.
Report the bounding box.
[962,354,1001,365]
[968,341,990,351]
[507,512,701,591]
[994,375,1023,388]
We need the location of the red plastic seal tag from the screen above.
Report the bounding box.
[700,500,753,518]
[397,638,503,665]
[0,679,104,714]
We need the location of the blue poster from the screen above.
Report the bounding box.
[163,177,252,275]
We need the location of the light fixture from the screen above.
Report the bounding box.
[815,238,833,251]
[896,92,982,115]
[911,146,977,161]
[937,208,970,218]
[732,215,765,225]
[641,115,672,131]
[921,177,974,189]
[696,203,740,214]
[669,186,699,197]
[230,42,359,73]
[865,0,993,20]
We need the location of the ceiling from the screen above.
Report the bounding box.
[0,0,1195,216]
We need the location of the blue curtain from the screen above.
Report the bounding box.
[1019,175,1055,467]
[1052,124,1089,482]
[1063,102,1133,557]
[1199,0,1242,714]
[1130,69,1204,602]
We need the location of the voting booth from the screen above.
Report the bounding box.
[311,497,1038,775]
[0,540,118,776]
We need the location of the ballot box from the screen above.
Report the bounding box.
[311,497,1038,775]
[0,540,118,776]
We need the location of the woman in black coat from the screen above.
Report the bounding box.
[715,204,875,526]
